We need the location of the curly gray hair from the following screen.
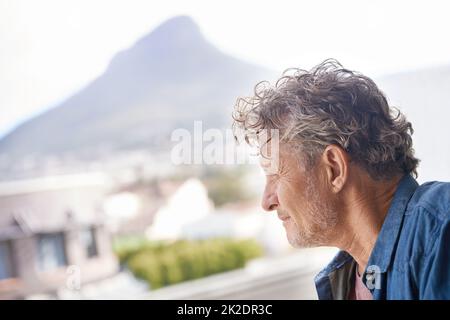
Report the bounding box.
[233,59,419,180]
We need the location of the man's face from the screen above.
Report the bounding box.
[260,145,339,248]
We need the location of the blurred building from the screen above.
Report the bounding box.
[102,176,167,236]
[0,173,118,299]
[145,178,213,240]
[103,177,215,240]
[181,202,291,255]
[107,176,289,254]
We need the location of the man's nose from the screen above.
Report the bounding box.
[261,184,279,212]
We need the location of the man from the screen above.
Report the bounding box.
[232,59,450,300]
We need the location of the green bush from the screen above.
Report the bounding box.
[116,238,263,290]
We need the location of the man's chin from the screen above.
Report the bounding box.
[287,236,316,248]
[285,227,320,248]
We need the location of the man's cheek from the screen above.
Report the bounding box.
[277,187,288,207]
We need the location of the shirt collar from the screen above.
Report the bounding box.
[314,250,354,299]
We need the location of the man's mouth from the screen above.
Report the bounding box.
[278,214,291,222]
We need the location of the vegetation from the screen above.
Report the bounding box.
[113,237,264,289]
[201,166,256,207]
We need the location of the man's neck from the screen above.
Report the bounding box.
[334,172,402,274]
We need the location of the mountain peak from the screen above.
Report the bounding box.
[107,15,207,72]
[154,15,199,33]
[137,15,203,49]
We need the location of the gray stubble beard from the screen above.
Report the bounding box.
[289,173,339,248]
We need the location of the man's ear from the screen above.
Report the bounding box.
[320,145,349,193]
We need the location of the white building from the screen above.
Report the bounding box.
[145,178,213,240]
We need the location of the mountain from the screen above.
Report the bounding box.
[1,15,450,183]
[0,16,273,164]
[377,66,450,182]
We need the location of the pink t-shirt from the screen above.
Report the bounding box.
[349,269,373,300]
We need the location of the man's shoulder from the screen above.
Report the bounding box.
[398,179,450,260]
[406,179,450,222]
[392,179,450,299]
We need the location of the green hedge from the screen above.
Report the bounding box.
[113,238,263,289]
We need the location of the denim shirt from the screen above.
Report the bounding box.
[314,174,450,300]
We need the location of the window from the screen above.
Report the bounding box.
[37,233,67,271]
[81,228,98,258]
[0,241,15,280]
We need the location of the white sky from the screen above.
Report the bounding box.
[1,0,450,136]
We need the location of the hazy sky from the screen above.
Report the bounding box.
[1,0,449,136]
